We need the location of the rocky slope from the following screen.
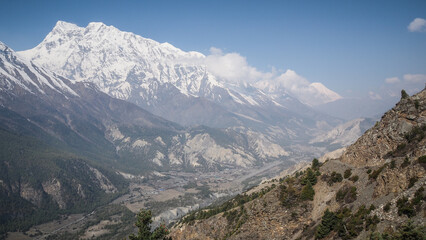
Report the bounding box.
[169,88,426,239]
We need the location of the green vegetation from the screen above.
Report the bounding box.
[316,205,381,240]
[408,177,418,188]
[223,205,248,238]
[336,185,357,204]
[128,209,170,240]
[370,221,426,240]
[383,202,391,212]
[418,155,426,164]
[322,171,343,186]
[302,168,318,186]
[344,169,352,179]
[0,129,127,235]
[349,175,359,182]
[279,179,300,208]
[181,185,275,224]
[390,160,396,169]
[369,164,387,180]
[46,204,135,240]
[282,168,319,206]
[312,158,320,170]
[401,89,409,99]
[404,126,425,143]
[395,187,424,218]
[414,99,420,109]
[300,181,315,201]
[315,209,338,239]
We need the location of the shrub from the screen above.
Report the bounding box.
[401,157,410,168]
[344,169,352,179]
[408,177,418,188]
[396,143,407,153]
[396,197,415,217]
[369,165,386,180]
[383,202,391,212]
[279,183,299,208]
[336,185,357,204]
[390,160,396,169]
[414,99,420,109]
[411,187,424,206]
[350,175,359,182]
[326,171,343,186]
[418,155,426,164]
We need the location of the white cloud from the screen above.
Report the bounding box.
[385,77,400,84]
[408,18,426,32]
[203,47,264,83]
[181,47,342,106]
[369,91,382,100]
[255,70,342,106]
[403,74,426,83]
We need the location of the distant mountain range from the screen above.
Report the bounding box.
[0,21,386,235]
[18,21,343,142]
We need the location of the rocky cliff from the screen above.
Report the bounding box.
[169,88,426,239]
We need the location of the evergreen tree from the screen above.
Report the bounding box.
[302,168,317,185]
[300,181,315,201]
[129,209,170,240]
[401,89,409,99]
[312,158,320,170]
[316,209,337,239]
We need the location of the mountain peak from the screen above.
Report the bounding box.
[53,20,81,32]
[0,41,8,51]
[309,82,342,104]
[86,21,109,31]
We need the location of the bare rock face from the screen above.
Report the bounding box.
[341,89,426,167]
[89,166,118,193]
[42,178,67,209]
[20,183,44,208]
[374,161,425,197]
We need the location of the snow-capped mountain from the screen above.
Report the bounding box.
[0,41,78,97]
[0,41,289,172]
[19,21,341,142]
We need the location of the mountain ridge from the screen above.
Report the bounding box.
[18,21,342,144]
[169,88,426,239]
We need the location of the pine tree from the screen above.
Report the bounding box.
[401,89,409,99]
[129,209,170,240]
[312,158,320,170]
[300,181,315,201]
[302,168,317,185]
[315,209,337,239]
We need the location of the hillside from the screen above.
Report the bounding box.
[169,88,426,239]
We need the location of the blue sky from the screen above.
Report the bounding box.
[1,0,425,97]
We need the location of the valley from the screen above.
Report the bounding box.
[7,159,297,239]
